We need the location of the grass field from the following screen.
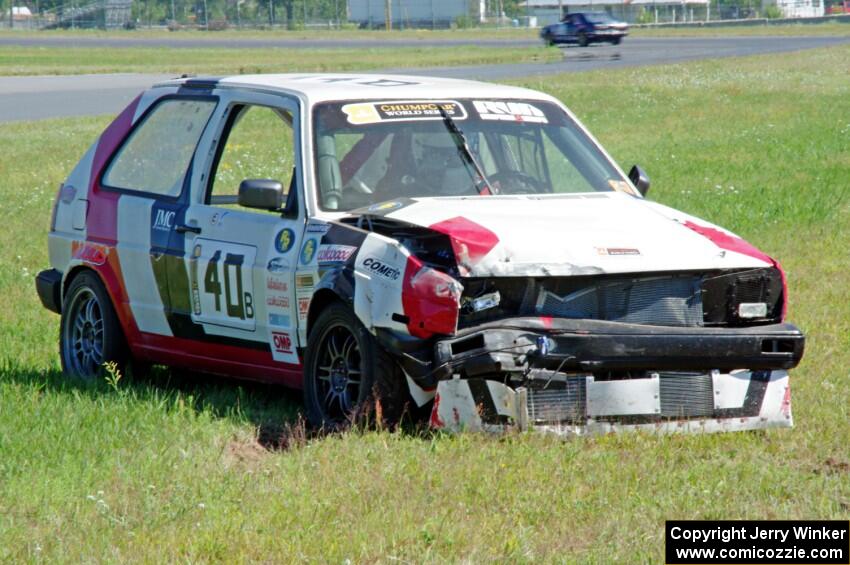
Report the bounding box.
[0,46,848,562]
[0,44,557,76]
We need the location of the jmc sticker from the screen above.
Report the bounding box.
[190,238,257,332]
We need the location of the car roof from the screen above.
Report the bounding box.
[155,73,556,106]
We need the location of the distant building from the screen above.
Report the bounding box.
[525,0,713,25]
[348,0,486,28]
[773,0,824,17]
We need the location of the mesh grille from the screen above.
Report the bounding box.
[537,276,703,327]
[527,379,586,423]
[659,372,714,418]
[527,373,717,423]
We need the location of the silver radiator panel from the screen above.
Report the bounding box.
[528,372,716,423]
[536,276,703,327]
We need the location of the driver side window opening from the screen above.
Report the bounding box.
[208,104,295,214]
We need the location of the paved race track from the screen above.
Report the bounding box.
[1,35,848,122]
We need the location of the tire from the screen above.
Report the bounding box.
[612,37,622,45]
[303,302,406,429]
[60,271,128,380]
[578,32,589,47]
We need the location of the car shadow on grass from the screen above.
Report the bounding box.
[1,361,436,452]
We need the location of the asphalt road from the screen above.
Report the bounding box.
[1,35,848,123]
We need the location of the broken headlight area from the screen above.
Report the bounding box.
[457,267,785,330]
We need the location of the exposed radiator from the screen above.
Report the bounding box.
[527,372,716,423]
[536,276,703,327]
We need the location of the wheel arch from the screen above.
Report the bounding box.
[306,287,349,339]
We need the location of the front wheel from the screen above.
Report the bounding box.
[578,32,589,47]
[612,37,622,45]
[303,302,406,429]
[60,271,127,379]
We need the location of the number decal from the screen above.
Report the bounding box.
[204,250,222,311]
[192,239,258,331]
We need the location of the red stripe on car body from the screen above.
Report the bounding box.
[428,216,499,274]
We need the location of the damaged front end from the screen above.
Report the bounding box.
[387,266,804,436]
[341,210,805,436]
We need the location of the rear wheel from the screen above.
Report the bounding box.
[578,32,589,47]
[303,302,406,429]
[612,37,622,45]
[60,271,127,379]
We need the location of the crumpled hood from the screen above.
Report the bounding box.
[375,193,772,277]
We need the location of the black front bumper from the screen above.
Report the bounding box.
[431,317,805,380]
[35,269,62,314]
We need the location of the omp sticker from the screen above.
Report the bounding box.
[317,244,357,265]
[275,228,295,253]
[342,100,466,125]
[472,100,548,124]
[299,238,318,265]
[270,330,299,365]
[297,297,310,322]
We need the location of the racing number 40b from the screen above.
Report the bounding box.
[203,250,254,320]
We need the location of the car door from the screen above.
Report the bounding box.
[98,95,218,339]
[171,91,306,376]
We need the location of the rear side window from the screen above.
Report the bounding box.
[102,98,216,197]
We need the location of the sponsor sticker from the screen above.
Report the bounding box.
[299,238,317,265]
[268,313,291,327]
[296,274,314,290]
[267,257,289,273]
[270,330,299,365]
[275,228,295,253]
[72,242,108,266]
[266,295,290,309]
[317,244,357,265]
[608,179,634,194]
[368,201,404,213]
[298,297,311,321]
[342,100,466,125]
[596,247,641,256]
[153,208,176,232]
[266,276,288,292]
[472,100,548,124]
[362,256,401,281]
[306,222,331,235]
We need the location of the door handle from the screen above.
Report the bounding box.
[176,224,202,234]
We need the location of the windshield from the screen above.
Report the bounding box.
[313,98,633,211]
[584,12,616,24]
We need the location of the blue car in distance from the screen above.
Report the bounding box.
[540,12,629,47]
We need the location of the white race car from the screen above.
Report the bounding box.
[36,74,805,435]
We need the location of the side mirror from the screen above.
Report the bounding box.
[238,179,283,210]
[628,165,650,196]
